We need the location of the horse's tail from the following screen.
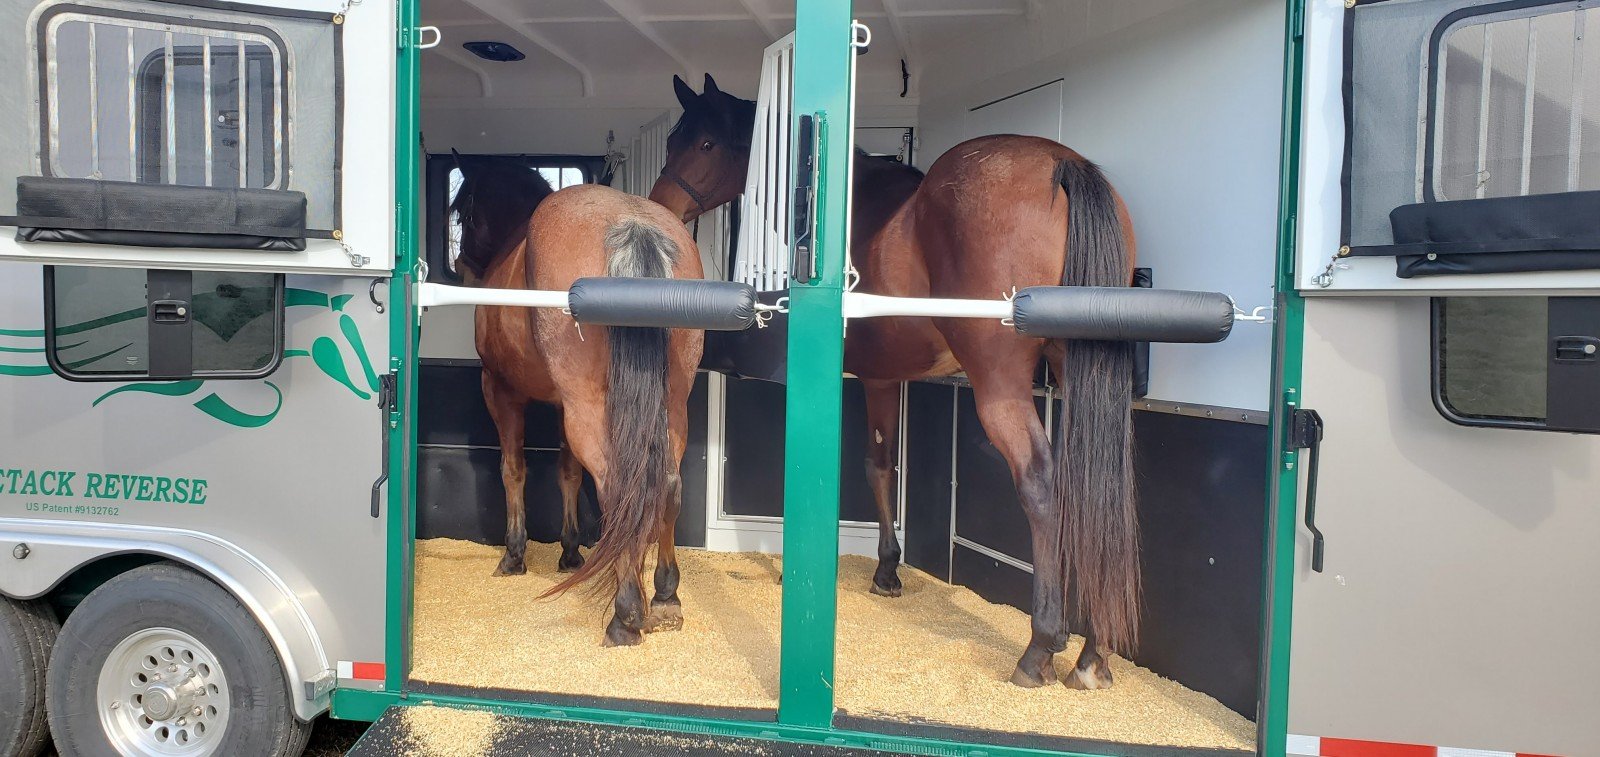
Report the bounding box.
[1053,157,1140,655]
[542,218,677,600]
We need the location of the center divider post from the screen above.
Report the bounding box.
[778,0,852,729]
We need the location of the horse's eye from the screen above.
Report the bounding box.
[700,140,715,152]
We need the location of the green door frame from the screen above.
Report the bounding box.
[332,2,1311,756]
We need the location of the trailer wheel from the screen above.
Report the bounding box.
[1,596,58,757]
[45,563,312,757]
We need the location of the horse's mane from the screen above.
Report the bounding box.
[451,160,556,277]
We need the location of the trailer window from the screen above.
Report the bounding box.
[1434,296,1600,433]
[425,154,597,283]
[46,267,283,381]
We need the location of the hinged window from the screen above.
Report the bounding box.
[1433,295,1600,432]
[1341,0,1600,279]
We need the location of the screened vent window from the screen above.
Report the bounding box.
[46,267,283,380]
[1434,296,1600,432]
[1344,0,1600,278]
[1434,7,1600,201]
[45,14,284,189]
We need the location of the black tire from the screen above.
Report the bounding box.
[45,562,312,757]
[1,596,58,757]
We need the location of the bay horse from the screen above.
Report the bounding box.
[651,75,1139,690]
[453,157,704,646]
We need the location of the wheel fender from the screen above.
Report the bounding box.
[0,519,332,722]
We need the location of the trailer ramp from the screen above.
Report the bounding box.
[347,705,892,756]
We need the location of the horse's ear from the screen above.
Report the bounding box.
[450,148,466,176]
[673,74,697,109]
[703,72,722,97]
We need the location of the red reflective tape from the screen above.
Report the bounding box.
[1320,739,1437,757]
[350,662,385,681]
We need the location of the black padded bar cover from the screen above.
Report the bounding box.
[1011,286,1234,343]
[1367,191,1600,278]
[11,176,307,251]
[567,277,757,331]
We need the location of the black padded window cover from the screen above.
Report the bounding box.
[1382,191,1600,277]
[12,176,306,251]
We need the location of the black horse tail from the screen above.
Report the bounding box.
[1053,158,1140,655]
[542,219,676,601]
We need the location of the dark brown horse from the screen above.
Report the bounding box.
[454,158,704,646]
[652,75,1139,690]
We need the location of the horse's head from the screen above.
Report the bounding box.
[650,73,757,223]
[449,150,555,280]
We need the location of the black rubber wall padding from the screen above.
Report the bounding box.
[11,176,306,251]
[566,277,757,331]
[1011,286,1234,343]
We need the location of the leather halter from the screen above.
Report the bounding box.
[659,165,719,217]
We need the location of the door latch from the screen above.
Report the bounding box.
[1288,408,1326,573]
[1553,335,1600,362]
[151,300,190,324]
[370,372,398,518]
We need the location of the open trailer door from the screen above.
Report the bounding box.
[0,0,398,275]
[0,0,405,750]
[1284,1,1600,755]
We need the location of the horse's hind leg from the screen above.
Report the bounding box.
[645,472,684,632]
[863,379,904,597]
[556,442,585,573]
[484,372,528,576]
[1063,622,1115,690]
[960,358,1065,688]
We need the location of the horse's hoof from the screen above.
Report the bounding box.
[870,571,902,597]
[556,550,584,573]
[1009,663,1056,688]
[1061,666,1113,690]
[602,624,644,648]
[644,600,683,633]
[493,556,526,576]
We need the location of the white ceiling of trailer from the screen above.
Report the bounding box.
[419,0,1036,107]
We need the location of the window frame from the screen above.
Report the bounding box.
[423,153,604,284]
[43,265,286,382]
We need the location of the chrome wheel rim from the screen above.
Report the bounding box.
[96,627,229,756]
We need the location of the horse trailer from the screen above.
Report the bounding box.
[1,0,1596,755]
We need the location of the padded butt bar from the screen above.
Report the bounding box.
[1011,286,1234,343]
[567,277,758,331]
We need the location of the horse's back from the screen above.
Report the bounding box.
[525,184,705,291]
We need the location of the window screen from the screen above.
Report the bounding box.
[1434,295,1600,432]
[1344,0,1600,278]
[46,266,283,380]
[0,0,343,237]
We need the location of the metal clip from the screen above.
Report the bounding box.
[851,21,872,50]
[416,26,442,50]
[562,308,585,341]
[1232,304,1275,324]
[844,265,862,292]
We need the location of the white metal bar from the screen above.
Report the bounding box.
[1476,27,1493,198]
[128,27,136,180]
[1569,10,1586,191]
[88,23,99,178]
[1521,17,1537,195]
[417,283,570,309]
[164,31,175,184]
[237,40,247,187]
[841,291,1013,320]
[203,37,213,187]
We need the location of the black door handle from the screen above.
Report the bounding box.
[791,113,819,284]
[1289,409,1326,572]
[1553,335,1600,362]
[151,299,190,324]
[371,373,397,518]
